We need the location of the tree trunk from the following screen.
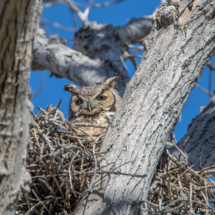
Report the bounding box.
[170,93,215,170]
[0,0,43,214]
[74,0,215,214]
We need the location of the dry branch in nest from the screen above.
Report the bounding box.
[17,100,215,214]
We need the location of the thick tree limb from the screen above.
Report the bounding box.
[74,0,215,214]
[32,17,152,96]
[170,94,215,170]
[32,31,108,87]
[0,0,43,214]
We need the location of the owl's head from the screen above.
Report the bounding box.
[64,77,121,121]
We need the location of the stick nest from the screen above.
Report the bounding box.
[147,140,215,214]
[17,101,215,214]
[17,100,104,214]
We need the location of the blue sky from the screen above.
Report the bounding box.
[30,0,215,142]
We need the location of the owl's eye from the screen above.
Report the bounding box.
[96,95,107,101]
[76,98,83,105]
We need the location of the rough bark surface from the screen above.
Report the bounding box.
[74,0,215,214]
[32,17,152,96]
[0,0,43,214]
[170,94,215,170]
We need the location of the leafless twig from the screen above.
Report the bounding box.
[75,0,125,8]
[64,0,90,26]
[42,18,76,32]
[196,84,213,97]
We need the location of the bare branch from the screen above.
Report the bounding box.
[70,11,77,31]
[128,44,144,50]
[209,67,213,101]
[64,0,90,26]
[32,71,45,100]
[32,29,129,95]
[161,0,167,4]
[43,0,63,9]
[42,17,76,32]
[43,0,126,9]
[32,15,152,95]
[196,84,213,97]
[207,61,215,71]
[75,0,126,8]
[32,30,104,86]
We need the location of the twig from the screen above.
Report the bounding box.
[181,136,190,151]
[69,153,80,197]
[171,134,188,164]
[204,179,209,215]
[126,54,143,59]
[173,164,194,185]
[70,10,77,31]
[32,71,45,100]
[209,67,213,101]
[207,61,215,71]
[44,0,126,9]
[64,0,90,26]
[75,0,125,8]
[31,189,51,214]
[43,0,63,9]
[42,17,75,32]
[33,131,40,149]
[74,170,147,178]
[71,123,108,128]
[88,139,98,192]
[49,145,81,160]
[196,84,213,97]
[128,44,144,50]
[189,184,193,215]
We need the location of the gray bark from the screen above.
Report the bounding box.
[74,0,215,214]
[0,0,43,214]
[169,94,215,170]
[32,17,152,96]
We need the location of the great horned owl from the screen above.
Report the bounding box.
[64,77,121,138]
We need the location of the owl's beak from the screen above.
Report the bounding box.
[87,102,91,111]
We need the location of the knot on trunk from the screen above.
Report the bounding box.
[155,5,177,27]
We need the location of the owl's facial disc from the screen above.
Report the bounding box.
[71,90,115,117]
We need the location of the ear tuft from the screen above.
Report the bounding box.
[64,84,79,94]
[105,76,121,88]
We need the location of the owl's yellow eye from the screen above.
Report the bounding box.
[96,95,107,101]
[76,98,83,105]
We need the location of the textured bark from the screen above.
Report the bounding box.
[74,0,215,214]
[0,0,43,214]
[32,17,152,96]
[170,94,215,170]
